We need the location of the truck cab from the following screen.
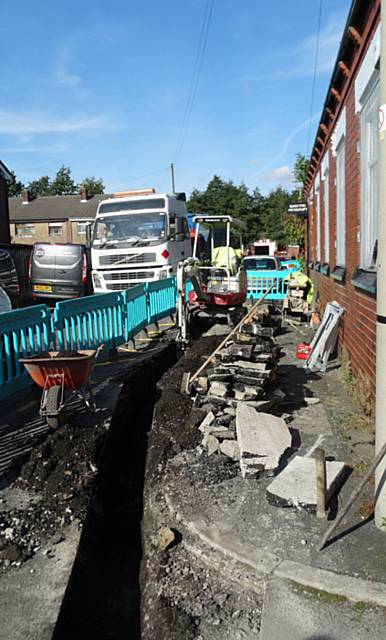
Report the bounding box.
[91,188,191,292]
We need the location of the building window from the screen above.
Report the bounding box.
[324,169,330,263]
[48,223,63,237]
[360,77,380,270]
[316,185,321,261]
[15,223,36,238]
[76,222,87,235]
[336,140,345,266]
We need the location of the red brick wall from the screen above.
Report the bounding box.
[307,37,378,407]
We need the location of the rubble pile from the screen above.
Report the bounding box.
[193,311,292,478]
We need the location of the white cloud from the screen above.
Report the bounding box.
[55,41,82,89]
[260,166,293,183]
[245,11,346,84]
[0,110,109,135]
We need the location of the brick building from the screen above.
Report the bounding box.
[0,160,13,243]
[8,186,107,245]
[305,0,380,406]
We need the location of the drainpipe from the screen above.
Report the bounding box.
[375,2,386,529]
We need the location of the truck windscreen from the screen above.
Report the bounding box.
[99,199,165,214]
[93,213,166,248]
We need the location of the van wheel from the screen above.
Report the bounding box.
[45,385,63,430]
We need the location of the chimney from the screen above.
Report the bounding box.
[80,185,88,202]
[21,189,31,204]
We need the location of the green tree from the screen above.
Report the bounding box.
[259,186,292,246]
[293,152,309,188]
[187,175,261,243]
[49,166,78,195]
[28,175,51,197]
[7,172,24,197]
[282,213,305,246]
[81,176,105,195]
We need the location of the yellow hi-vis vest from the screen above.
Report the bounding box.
[212,246,237,275]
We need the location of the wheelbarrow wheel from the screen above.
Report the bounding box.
[45,385,63,430]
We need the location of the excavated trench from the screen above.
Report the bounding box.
[52,341,178,640]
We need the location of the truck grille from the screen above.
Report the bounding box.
[99,253,156,266]
[105,282,138,291]
[103,271,155,281]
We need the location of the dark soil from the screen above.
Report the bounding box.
[53,341,177,640]
[0,419,108,572]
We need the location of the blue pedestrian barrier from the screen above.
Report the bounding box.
[123,284,148,340]
[146,278,177,324]
[246,270,288,301]
[0,305,52,400]
[53,291,126,351]
[0,276,178,399]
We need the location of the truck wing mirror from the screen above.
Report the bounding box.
[85,223,93,248]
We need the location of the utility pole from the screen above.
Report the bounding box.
[170,163,176,194]
[375,2,386,529]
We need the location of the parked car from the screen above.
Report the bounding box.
[0,249,20,307]
[242,256,282,272]
[0,286,12,313]
[30,243,91,302]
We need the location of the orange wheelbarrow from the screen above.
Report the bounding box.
[20,347,103,429]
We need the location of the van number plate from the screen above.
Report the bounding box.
[34,285,53,292]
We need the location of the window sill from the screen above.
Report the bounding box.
[351,267,376,296]
[315,261,321,272]
[321,262,330,276]
[331,265,346,283]
[308,261,314,269]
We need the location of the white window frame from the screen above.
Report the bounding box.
[359,75,380,270]
[336,140,346,267]
[48,222,63,237]
[315,173,321,261]
[76,222,87,235]
[15,223,36,238]
[323,168,330,263]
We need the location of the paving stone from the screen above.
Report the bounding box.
[198,411,215,432]
[223,359,268,373]
[205,435,220,456]
[209,381,229,398]
[240,458,264,478]
[245,399,273,412]
[208,426,236,439]
[236,404,291,472]
[266,455,347,510]
[219,440,240,461]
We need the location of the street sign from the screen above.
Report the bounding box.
[288,202,308,217]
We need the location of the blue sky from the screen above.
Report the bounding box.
[1,0,351,197]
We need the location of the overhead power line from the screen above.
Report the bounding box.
[306,0,324,157]
[174,0,214,159]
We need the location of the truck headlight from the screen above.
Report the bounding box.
[93,273,102,288]
[159,270,167,280]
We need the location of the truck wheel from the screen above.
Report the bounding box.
[45,385,63,430]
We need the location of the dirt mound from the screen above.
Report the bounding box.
[0,420,109,573]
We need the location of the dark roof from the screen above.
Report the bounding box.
[8,194,110,222]
[0,161,13,182]
[305,0,380,194]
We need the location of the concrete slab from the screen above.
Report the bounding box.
[236,404,291,474]
[266,455,346,510]
[219,440,240,461]
[260,574,386,640]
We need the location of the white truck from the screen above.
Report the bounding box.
[90,188,192,292]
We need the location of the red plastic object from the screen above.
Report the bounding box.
[20,350,96,390]
[296,342,312,360]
